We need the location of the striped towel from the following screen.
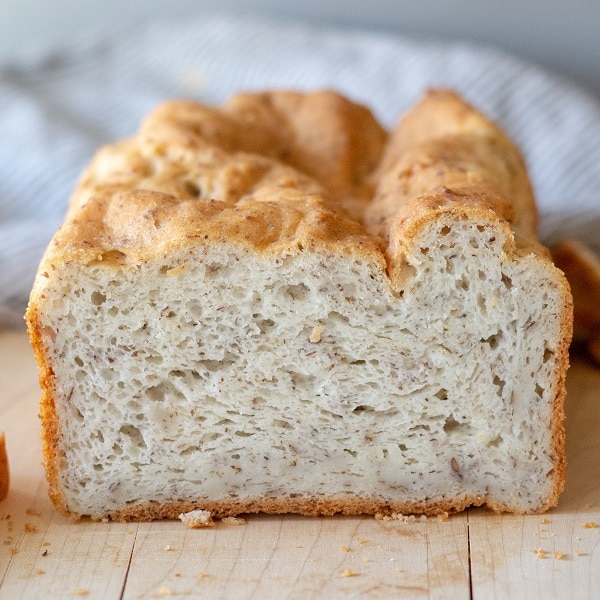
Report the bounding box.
[1,15,599,327]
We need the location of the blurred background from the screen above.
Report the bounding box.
[2,0,599,98]
[1,1,599,328]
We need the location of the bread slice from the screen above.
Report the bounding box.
[26,89,572,521]
[0,433,8,501]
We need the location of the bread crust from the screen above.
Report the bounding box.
[0,433,8,501]
[26,89,573,520]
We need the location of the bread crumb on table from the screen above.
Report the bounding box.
[533,548,547,559]
[582,522,598,529]
[221,516,246,526]
[178,509,214,528]
[339,569,358,578]
[553,551,566,560]
[375,513,427,522]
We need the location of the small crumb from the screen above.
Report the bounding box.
[437,512,449,522]
[36,569,46,575]
[26,508,41,517]
[293,544,303,549]
[10,547,18,555]
[221,516,245,526]
[575,550,586,557]
[164,545,174,552]
[197,571,208,579]
[375,512,426,523]
[175,573,181,578]
[553,551,566,560]
[540,518,550,525]
[582,522,598,529]
[362,556,371,563]
[42,541,51,547]
[158,586,172,595]
[341,545,351,553]
[178,509,214,529]
[74,589,88,597]
[24,523,38,533]
[339,569,358,578]
[309,325,324,344]
[127,529,134,535]
[358,538,368,545]
[533,548,547,559]
[394,567,404,573]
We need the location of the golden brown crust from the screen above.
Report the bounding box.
[0,433,8,501]
[26,88,573,520]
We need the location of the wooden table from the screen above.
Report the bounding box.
[1,329,599,599]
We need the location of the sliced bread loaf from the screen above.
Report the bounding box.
[26,89,572,520]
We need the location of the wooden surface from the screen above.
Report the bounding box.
[1,329,599,599]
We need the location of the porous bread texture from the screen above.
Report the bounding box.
[26,89,572,521]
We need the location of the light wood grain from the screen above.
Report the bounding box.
[1,329,599,599]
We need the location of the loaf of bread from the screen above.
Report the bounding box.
[26,89,572,521]
[0,433,8,501]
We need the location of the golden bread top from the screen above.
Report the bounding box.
[45,88,545,280]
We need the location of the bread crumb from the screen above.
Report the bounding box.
[362,556,371,563]
[42,541,51,546]
[437,512,449,522]
[24,523,38,532]
[358,538,368,545]
[178,509,214,528]
[539,518,550,525]
[197,571,208,579]
[339,569,358,577]
[575,550,586,557]
[553,551,566,560]
[36,569,46,575]
[376,512,426,522]
[341,544,351,552]
[74,589,88,597]
[221,516,245,526]
[158,586,172,595]
[533,548,547,559]
[309,325,324,343]
[582,522,598,529]
[10,547,18,555]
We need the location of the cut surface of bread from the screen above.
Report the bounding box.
[26,89,572,521]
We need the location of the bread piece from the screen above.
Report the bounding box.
[26,89,572,521]
[551,239,600,364]
[0,433,8,501]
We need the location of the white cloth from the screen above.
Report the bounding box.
[1,15,599,327]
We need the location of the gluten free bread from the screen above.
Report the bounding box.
[26,89,572,520]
